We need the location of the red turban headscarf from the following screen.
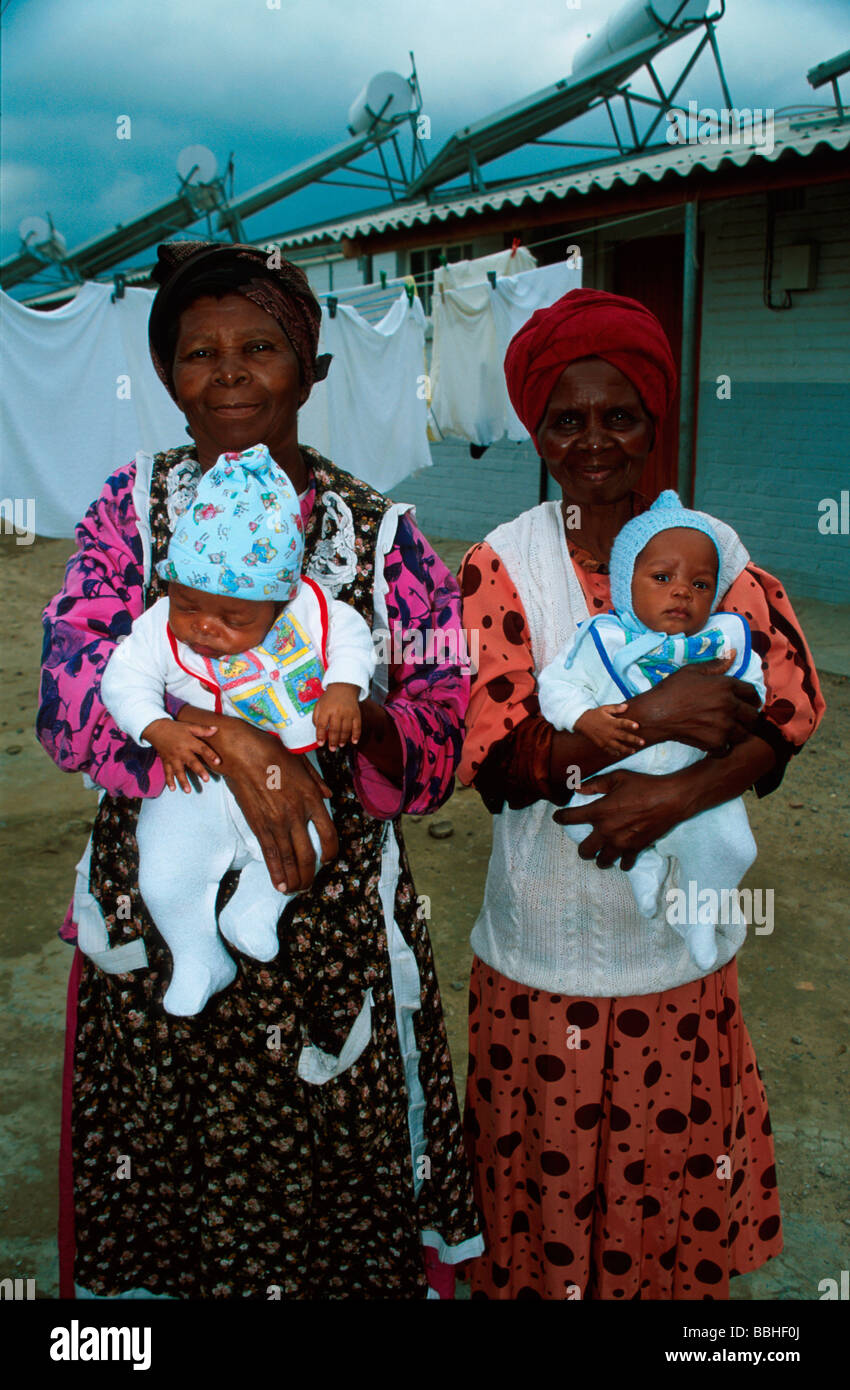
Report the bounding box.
[503,288,677,449]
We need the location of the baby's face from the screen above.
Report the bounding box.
[630,528,718,636]
[168,583,279,657]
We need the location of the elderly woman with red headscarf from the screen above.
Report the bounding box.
[37,241,482,1299]
[458,288,824,1300]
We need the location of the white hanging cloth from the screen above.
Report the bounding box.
[491,260,584,441]
[297,291,432,495]
[0,283,186,537]
[429,282,505,446]
[432,245,537,292]
[429,258,583,447]
[115,287,189,459]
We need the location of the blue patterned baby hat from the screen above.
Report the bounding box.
[157,444,304,601]
[608,490,721,634]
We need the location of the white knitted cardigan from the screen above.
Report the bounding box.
[469,500,752,997]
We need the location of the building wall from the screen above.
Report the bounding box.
[394,438,540,542]
[694,182,850,604]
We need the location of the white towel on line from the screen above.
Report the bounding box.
[298,291,432,495]
[0,282,186,538]
[429,259,583,447]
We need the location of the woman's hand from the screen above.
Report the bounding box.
[554,735,777,870]
[356,698,404,784]
[176,705,337,891]
[554,768,684,870]
[628,656,761,755]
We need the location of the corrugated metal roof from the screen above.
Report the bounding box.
[275,115,850,248]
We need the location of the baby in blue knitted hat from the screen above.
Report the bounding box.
[101,445,375,1016]
[538,491,766,972]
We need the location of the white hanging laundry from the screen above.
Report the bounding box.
[429,283,506,447]
[297,291,431,495]
[0,283,186,537]
[491,260,584,441]
[317,278,410,325]
[432,245,537,292]
[115,287,188,455]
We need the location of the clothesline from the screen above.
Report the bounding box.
[4,255,585,537]
[339,197,734,301]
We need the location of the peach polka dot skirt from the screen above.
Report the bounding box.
[464,956,782,1299]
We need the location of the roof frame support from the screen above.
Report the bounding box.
[633,26,717,149]
[413,10,734,197]
[603,97,627,156]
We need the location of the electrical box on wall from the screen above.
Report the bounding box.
[776,243,818,291]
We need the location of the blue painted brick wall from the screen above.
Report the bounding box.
[694,383,850,605]
[393,437,541,542]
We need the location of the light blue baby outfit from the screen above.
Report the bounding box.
[538,492,767,972]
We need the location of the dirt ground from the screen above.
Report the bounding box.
[0,530,847,1300]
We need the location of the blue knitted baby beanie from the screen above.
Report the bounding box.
[608,490,721,634]
[157,444,304,602]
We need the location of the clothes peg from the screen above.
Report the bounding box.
[327,296,338,319]
[487,271,497,289]
[510,237,520,257]
[405,282,415,306]
[111,273,126,302]
[439,252,448,267]
[380,271,387,288]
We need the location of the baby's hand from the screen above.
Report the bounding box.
[313,683,362,752]
[141,718,220,793]
[575,704,644,758]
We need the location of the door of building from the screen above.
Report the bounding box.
[613,234,697,503]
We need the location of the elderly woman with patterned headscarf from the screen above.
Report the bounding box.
[458,288,824,1300]
[37,241,482,1299]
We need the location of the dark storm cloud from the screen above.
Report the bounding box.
[2,0,847,263]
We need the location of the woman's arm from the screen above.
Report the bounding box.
[458,544,757,812]
[351,513,470,817]
[175,705,337,892]
[555,737,776,870]
[555,563,826,866]
[36,465,168,799]
[174,514,470,885]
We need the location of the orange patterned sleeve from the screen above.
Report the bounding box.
[458,543,824,810]
[458,541,543,789]
[720,563,825,751]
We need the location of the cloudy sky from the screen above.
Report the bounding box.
[2,0,847,281]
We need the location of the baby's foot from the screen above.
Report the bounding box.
[163,949,237,1016]
[688,922,718,973]
[628,849,667,919]
[218,899,283,962]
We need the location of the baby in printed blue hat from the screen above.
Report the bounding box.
[101,445,375,1016]
[538,490,766,972]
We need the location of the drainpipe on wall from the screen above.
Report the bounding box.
[678,199,699,506]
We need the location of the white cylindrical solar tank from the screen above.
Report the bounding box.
[348,72,415,136]
[572,0,710,77]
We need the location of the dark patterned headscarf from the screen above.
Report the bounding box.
[148,240,331,402]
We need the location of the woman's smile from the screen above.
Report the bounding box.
[172,295,307,480]
[536,359,654,510]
